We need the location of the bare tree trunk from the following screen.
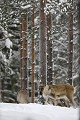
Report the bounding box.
[0,61,2,102]
[46,11,52,85]
[20,14,23,89]
[20,13,28,89]
[68,12,73,85]
[31,1,35,103]
[78,1,80,83]
[1,78,4,102]
[0,85,1,102]
[17,13,30,104]
[39,0,46,86]
[77,0,80,106]
[23,14,28,89]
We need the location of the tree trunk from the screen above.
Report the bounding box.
[47,12,53,85]
[17,13,29,104]
[20,15,23,89]
[20,13,28,89]
[77,0,80,105]
[31,1,35,103]
[39,0,46,86]
[0,61,2,102]
[68,12,73,85]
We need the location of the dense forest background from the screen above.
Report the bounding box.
[0,0,80,105]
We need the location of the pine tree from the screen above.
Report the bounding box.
[39,0,46,86]
[68,11,73,85]
[20,13,28,89]
[31,0,35,103]
[46,7,53,84]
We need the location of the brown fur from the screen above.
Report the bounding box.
[42,84,76,107]
[17,89,30,104]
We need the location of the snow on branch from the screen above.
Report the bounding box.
[59,0,67,3]
[21,5,31,10]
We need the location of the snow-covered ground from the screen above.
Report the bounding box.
[0,103,79,120]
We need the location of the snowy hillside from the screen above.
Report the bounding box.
[0,103,79,120]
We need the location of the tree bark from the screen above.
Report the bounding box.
[39,0,46,86]
[68,12,73,85]
[20,13,28,89]
[77,0,80,105]
[31,1,35,103]
[47,12,53,85]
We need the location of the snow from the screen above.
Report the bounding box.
[59,0,67,3]
[21,5,31,10]
[0,103,79,120]
[5,38,12,49]
[0,51,7,62]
